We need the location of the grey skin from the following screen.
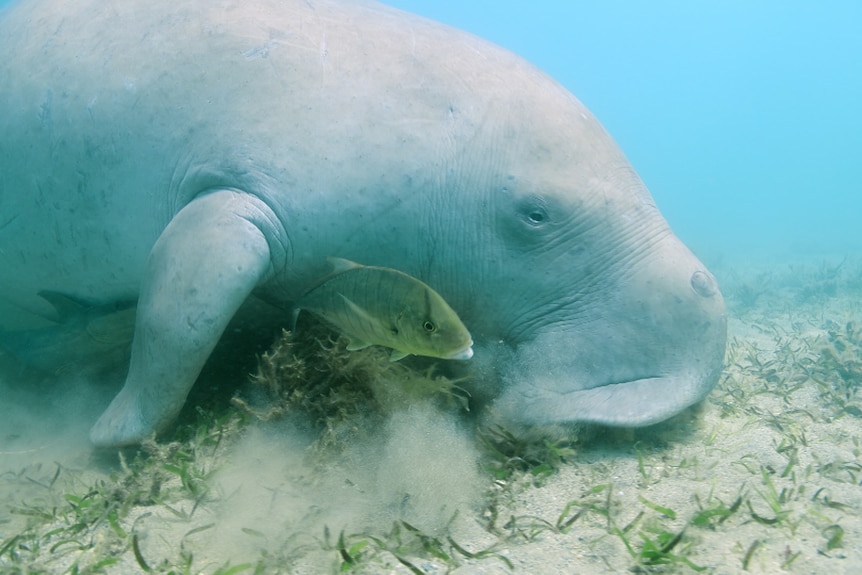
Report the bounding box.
[0,0,726,447]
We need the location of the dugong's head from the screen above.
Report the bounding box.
[421,49,727,429]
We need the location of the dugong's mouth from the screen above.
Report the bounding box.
[446,341,474,361]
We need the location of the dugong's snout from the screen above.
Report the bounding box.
[494,238,727,429]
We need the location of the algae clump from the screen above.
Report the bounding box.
[232,318,472,452]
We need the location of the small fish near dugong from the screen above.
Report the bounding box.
[0,0,726,447]
[0,292,136,379]
[295,258,473,362]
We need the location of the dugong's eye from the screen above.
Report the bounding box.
[526,209,547,224]
[423,321,437,333]
[516,195,550,227]
[500,189,560,247]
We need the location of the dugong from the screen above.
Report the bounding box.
[0,0,726,447]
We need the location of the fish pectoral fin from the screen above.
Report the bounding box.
[289,306,301,332]
[346,339,372,351]
[389,349,409,362]
[337,294,401,356]
[338,294,390,333]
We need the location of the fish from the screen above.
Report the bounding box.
[0,291,136,377]
[294,258,473,362]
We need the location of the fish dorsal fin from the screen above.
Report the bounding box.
[298,257,365,302]
[37,291,92,323]
[325,256,363,273]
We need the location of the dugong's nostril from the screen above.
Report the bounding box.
[690,270,718,298]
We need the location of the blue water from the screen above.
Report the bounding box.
[386,1,862,260]
[3,0,859,258]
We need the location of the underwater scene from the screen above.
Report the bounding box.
[1,0,861,573]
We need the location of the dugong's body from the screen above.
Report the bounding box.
[0,0,726,446]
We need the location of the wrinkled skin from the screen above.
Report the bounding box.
[0,0,726,447]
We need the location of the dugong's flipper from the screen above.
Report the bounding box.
[89,190,281,447]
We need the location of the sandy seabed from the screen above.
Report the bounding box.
[1,254,861,575]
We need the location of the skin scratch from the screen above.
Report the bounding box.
[320,30,328,86]
[0,215,18,233]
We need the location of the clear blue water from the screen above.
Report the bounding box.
[386,1,862,260]
[4,0,859,258]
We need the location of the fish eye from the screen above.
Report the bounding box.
[423,320,437,333]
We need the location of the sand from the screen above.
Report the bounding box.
[1,255,861,575]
